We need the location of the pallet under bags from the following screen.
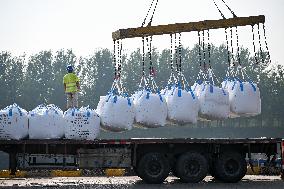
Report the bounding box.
[223,79,261,116]
[166,86,199,124]
[29,104,65,139]
[99,94,135,132]
[134,90,168,127]
[0,104,28,140]
[197,84,230,119]
[64,107,100,140]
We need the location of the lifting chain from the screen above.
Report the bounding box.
[141,0,159,27]
[221,0,237,17]
[251,25,258,64]
[235,27,241,66]
[262,23,271,64]
[178,33,182,73]
[212,0,226,19]
[116,40,123,79]
[202,30,206,70]
[224,28,231,67]
[174,33,179,72]
[142,37,145,76]
[257,24,265,64]
[230,27,235,66]
[170,33,174,72]
[198,31,202,67]
[207,30,212,69]
[146,36,154,76]
[113,39,117,79]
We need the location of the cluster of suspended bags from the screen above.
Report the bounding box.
[0,74,261,140]
[96,73,261,132]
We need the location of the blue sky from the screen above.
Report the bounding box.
[0,0,283,65]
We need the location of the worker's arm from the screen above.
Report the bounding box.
[76,81,80,91]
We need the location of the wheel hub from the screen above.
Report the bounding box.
[184,160,200,176]
[225,159,239,175]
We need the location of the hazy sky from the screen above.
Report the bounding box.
[0,0,283,65]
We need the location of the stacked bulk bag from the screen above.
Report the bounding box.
[134,89,168,127]
[64,107,100,140]
[29,104,65,139]
[225,79,261,116]
[166,84,199,124]
[0,104,28,140]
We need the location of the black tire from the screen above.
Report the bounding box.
[209,160,221,180]
[214,151,247,183]
[172,168,178,177]
[137,153,170,184]
[175,152,208,183]
[133,166,141,177]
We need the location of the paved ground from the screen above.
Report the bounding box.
[0,175,284,189]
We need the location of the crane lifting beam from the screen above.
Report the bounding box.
[112,15,265,40]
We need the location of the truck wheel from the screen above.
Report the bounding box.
[175,152,208,183]
[209,160,221,180]
[214,151,247,183]
[133,167,141,177]
[137,153,170,184]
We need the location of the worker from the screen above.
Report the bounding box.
[63,65,80,109]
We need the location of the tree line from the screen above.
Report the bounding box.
[0,44,283,127]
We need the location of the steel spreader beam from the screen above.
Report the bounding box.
[112,15,265,40]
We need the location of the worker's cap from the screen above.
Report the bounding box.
[66,65,74,72]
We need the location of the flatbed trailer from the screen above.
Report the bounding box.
[0,138,283,183]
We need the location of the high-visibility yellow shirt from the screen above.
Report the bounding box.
[63,73,79,93]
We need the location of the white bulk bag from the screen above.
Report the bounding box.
[199,84,230,119]
[29,104,65,139]
[131,90,145,105]
[228,81,261,115]
[166,88,199,124]
[100,95,135,132]
[192,82,204,97]
[221,79,234,91]
[160,85,175,97]
[135,91,168,127]
[64,107,100,140]
[0,104,28,140]
[96,96,106,115]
